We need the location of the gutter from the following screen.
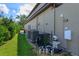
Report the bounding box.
[27,3,50,21]
[26,3,62,24]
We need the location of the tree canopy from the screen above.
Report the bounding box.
[0,16,21,45]
[16,15,27,28]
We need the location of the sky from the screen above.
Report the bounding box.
[0,3,36,21]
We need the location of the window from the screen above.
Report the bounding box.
[28,25,31,30]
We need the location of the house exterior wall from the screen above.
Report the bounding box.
[24,3,79,55]
[55,3,79,55]
[24,18,37,31]
[25,6,54,34]
[37,6,54,34]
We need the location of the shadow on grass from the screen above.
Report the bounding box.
[0,42,6,46]
[17,33,37,56]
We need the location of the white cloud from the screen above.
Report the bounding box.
[17,3,36,16]
[12,10,16,13]
[0,4,9,14]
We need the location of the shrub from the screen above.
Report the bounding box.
[0,17,21,45]
[0,25,10,43]
[8,22,16,38]
[4,31,11,41]
[42,34,50,46]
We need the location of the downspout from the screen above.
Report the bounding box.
[50,3,56,46]
[50,4,56,43]
[36,17,38,31]
[53,3,56,35]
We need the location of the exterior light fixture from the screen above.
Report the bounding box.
[60,14,68,22]
[45,23,48,25]
[60,14,64,18]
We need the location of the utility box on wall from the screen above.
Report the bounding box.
[64,30,72,40]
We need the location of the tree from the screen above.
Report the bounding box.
[0,25,10,43]
[1,17,10,26]
[0,16,21,44]
[16,15,27,28]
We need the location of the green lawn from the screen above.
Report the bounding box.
[17,33,37,56]
[0,33,37,56]
[0,34,18,56]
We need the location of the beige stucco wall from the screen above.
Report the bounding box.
[24,17,37,30]
[24,3,79,55]
[55,3,79,55]
[37,6,54,34]
[24,6,54,34]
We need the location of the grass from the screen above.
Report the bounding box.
[17,33,37,56]
[0,34,18,56]
[0,33,37,56]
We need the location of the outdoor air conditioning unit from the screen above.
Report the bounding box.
[30,30,39,43]
[36,33,50,47]
[27,30,31,39]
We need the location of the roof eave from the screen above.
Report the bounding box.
[26,3,62,24]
